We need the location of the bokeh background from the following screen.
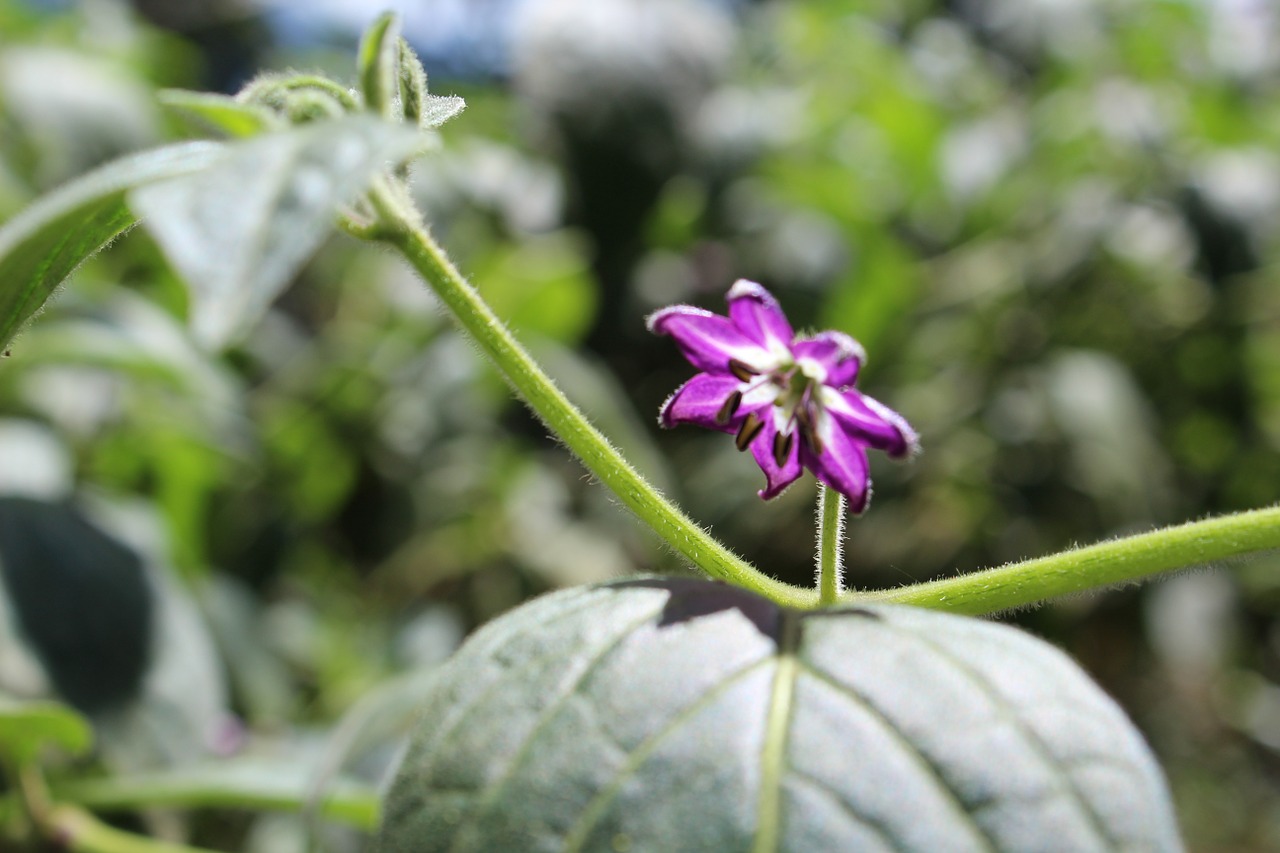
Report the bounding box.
[1,0,1279,848]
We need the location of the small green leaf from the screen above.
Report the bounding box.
[398,39,429,127]
[417,95,466,130]
[0,699,93,764]
[128,116,424,348]
[158,90,279,138]
[0,142,226,352]
[358,12,402,120]
[389,42,464,130]
[378,579,1182,852]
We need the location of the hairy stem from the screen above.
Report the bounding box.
[848,505,1280,615]
[363,181,1280,617]
[370,188,817,608]
[816,485,844,605]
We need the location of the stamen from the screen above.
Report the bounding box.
[773,429,794,467]
[735,413,764,451]
[728,359,758,382]
[796,405,824,455]
[716,390,743,426]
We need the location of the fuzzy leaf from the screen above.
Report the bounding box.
[417,95,465,129]
[358,12,402,119]
[158,90,279,138]
[378,579,1181,853]
[0,142,226,352]
[129,116,423,348]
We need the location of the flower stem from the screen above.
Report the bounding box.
[847,505,1280,615]
[369,188,817,609]
[363,182,1280,617]
[816,485,844,605]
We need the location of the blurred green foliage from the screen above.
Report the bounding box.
[1,0,1279,849]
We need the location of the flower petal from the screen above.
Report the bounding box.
[801,422,872,514]
[658,373,745,432]
[792,331,865,388]
[647,305,775,374]
[823,389,918,459]
[727,280,794,353]
[749,417,803,500]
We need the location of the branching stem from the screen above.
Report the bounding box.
[366,181,1280,618]
[849,505,1280,615]
[370,186,817,609]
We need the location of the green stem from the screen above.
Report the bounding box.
[51,776,378,832]
[362,182,1280,617]
[48,806,221,853]
[816,485,844,605]
[847,505,1280,615]
[371,188,816,609]
[8,763,218,853]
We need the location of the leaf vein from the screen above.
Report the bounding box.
[786,766,899,852]
[408,592,628,780]
[560,657,773,852]
[883,625,1116,848]
[798,664,997,852]
[446,606,662,853]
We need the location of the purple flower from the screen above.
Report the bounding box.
[648,280,917,511]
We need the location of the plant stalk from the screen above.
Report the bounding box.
[52,775,378,832]
[849,505,1280,615]
[367,182,1280,619]
[47,805,221,853]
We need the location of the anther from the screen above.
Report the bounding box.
[716,390,743,426]
[796,406,823,454]
[735,413,764,451]
[728,359,758,382]
[773,429,794,467]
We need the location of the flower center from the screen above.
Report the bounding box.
[772,360,826,455]
[772,359,822,411]
[725,357,828,464]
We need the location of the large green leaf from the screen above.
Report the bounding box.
[128,116,425,348]
[0,142,226,352]
[378,579,1180,852]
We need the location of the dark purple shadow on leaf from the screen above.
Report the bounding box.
[806,606,883,621]
[609,577,782,642]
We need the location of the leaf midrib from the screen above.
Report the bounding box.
[752,609,800,853]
